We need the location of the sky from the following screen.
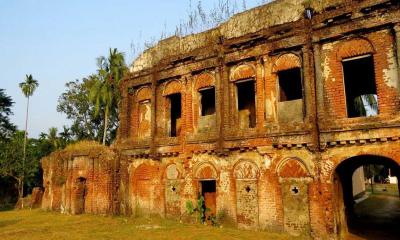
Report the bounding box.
[0,0,266,138]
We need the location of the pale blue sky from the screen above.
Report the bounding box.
[0,0,264,138]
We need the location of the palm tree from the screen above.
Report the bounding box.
[89,48,127,145]
[18,74,39,206]
[354,94,378,116]
[47,127,60,149]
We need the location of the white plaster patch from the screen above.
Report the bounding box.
[383,47,399,89]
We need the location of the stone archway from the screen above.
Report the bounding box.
[333,155,400,239]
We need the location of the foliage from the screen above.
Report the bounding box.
[185,196,209,224]
[58,48,127,145]
[353,94,378,117]
[0,89,16,139]
[0,131,41,199]
[19,74,39,98]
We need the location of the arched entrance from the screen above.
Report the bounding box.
[333,155,400,239]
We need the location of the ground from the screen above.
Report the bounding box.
[347,194,400,240]
[0,210,302,240]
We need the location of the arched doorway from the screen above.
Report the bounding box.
[333,155,400,239]
[73,177,87,214]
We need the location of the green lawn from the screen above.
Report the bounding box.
[0,209,302,240]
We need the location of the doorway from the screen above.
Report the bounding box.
[200,180,216,223]
[74,177,86,214]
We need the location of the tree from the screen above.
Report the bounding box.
[57,78,103,141]
[0,131,40,202]
[0,89,16,139]
[89,48,127,145]
[18,74,39,205]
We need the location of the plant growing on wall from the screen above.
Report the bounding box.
[185,196,209,224]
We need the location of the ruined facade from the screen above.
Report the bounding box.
[42,0,400,238]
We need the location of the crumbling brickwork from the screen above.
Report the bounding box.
[42,0,400,239]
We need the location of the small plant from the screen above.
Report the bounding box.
[185,195,209,224]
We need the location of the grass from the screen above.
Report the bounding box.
[0,209,303,240]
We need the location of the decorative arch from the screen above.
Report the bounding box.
[133,163,160,180]
[336,37,375,60]
[194,162,218,179]
[272,53,301,73]
[163,80,183,96]
[233,160,260,179]
[194,72,215,90]
[164,163,181,180]
[277,158,310,178]
[230,63,256,82]
[135,86,151,102]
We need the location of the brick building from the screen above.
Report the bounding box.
[42,0,400,238]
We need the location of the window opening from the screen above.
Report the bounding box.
[168,93,181,137]
[199,87,216,116]
[236,80,256,128]
[278,67,303,101]
[342,55,378,118]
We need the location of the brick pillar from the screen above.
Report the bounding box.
[215,65,224,151]
[256,57,265,129]
[393,24,400,92]
[150,72,157,158]
[312,44,325,122]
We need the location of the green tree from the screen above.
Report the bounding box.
[18,74,39,205]
[57,78,103,141]
[0,89,16,139]
[0,131,40,202]
[89,48,127,145]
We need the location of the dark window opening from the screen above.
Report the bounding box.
[343,55,378,118]
[237,80,256,128]
[168,93,181,137]
[278,67,303,101]
[200,87,216,116]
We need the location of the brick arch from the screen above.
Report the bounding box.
[277,158,310,178]
[135,86,151,102]
[194,162,218,179]
[336,37,375,60]
[133,163,160,180]
[163,80,183,96]
[230,63,256,82]
[233,160,260,179]
[272,53,301,73]
[194,72,215,90]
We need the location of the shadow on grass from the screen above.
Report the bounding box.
[0,204,15,212]
[0,219,20,228]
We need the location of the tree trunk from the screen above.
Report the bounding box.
[17,177,23,208]
[22,96,30,208]
[102,109,109,145]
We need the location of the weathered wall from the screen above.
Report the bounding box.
[41,142,116,215]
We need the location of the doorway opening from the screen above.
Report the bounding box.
[200,180,216,223]
[74,177,87,214]
[278,67,303,102]
[334,155,400,239]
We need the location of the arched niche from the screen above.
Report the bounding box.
[132,164,160,215]
[233,160,260,229]
[164,163,182,217]
[277,158,311,236]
